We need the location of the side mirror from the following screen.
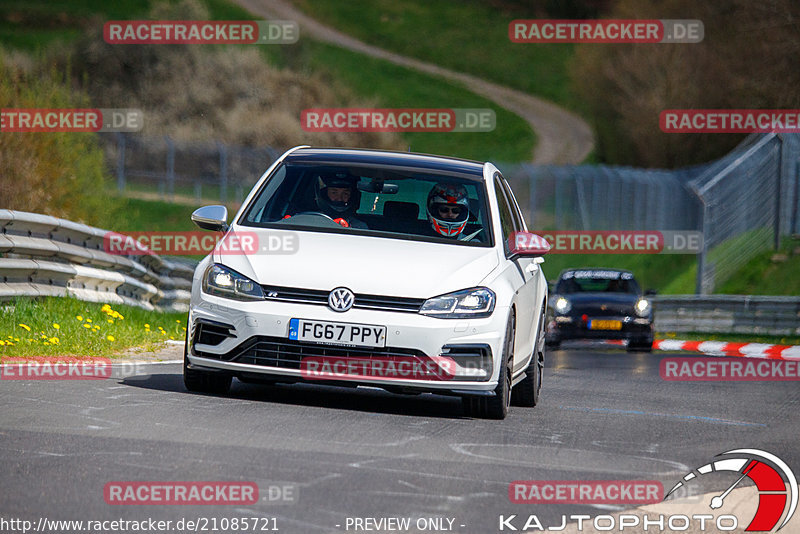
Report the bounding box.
[192,205,229,232]
[509,232,551,258]
[645,288,658,296]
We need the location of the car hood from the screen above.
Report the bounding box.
[215,228,499,299]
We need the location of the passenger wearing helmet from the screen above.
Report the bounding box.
[426,182,471,238]
[313,172,367,229]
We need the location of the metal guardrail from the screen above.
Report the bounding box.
[654,295,800,336]
[0,210,196,312]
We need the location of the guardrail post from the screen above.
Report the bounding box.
[116,133,126,192]
[166,136,175,202]
[774,135,784,249]
[218,142,228,204]
[528,167,537,229]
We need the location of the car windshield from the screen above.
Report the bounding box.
[239,162,492,245]
[556,270,640,294]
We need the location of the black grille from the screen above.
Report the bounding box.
[260,285,424,313]
[193,320,236,347]
[194,335,427,369]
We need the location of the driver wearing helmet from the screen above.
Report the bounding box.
[426,182,471,238]
[313,171,367,229]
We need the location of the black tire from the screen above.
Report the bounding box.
[512,303,545,407]
[183,329,232,394]
[463,311,514,420]
[627,339,653,352]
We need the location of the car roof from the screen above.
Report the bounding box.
[285,147,486,180]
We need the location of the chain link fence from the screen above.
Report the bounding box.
[100,133,282,204]
[500,133,800,294]
[101,132,800,294]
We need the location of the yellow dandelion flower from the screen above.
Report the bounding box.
[76,315,83,321]
[52,323,60,330]
[86,318,92,323]
[14,337,19,342]
[176,319,181,323]
[144,324,150,328]
[170,336,175,340]
[18,324,31,331]
[83,324,92,329]
[107,319,114,324]
[44,342,50,345]
[107,335,115,341]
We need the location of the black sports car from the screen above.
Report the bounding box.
[545,268,654,351]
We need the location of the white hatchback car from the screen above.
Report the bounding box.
[185,147,550,419]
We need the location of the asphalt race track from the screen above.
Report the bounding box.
[1,347,798,533]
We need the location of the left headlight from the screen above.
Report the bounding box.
[634,298,651,317]
[202,264,264,301]
[419,288,495,319]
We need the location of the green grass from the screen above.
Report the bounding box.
[0,297,185,359]
[542,253,696,295]
[290,0,577,109]
[717,237,800,295]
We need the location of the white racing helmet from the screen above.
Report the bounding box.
[427,183,470,237]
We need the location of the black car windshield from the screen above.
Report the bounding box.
[239,162,492,245]
[556,270,640,294]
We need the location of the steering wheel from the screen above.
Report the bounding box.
[293,211,335,222]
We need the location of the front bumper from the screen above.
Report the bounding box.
[546,315,653,343]
[187,293,507,395]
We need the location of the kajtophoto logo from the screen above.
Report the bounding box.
[498,450,797,531]
[664,449,798,532]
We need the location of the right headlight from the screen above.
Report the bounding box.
[554,297,571,315]
[419,288,495,319]
[202,264,264,301]
[635,298,651,317]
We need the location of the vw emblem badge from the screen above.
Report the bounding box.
[328,287,354,312]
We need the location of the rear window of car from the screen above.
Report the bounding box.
[238,162,493,246]
[556,270,640,294]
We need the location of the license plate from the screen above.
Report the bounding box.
[288,318,387,348]
[589,319,622,330]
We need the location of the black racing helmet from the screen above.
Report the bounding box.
[314,171,360,216]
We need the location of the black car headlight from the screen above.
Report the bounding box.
[202,264,264,301]
[419,288,495,319]
[554,297,571,315]
[634,298,651,317]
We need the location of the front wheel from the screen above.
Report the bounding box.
[463,311,514,419]
[512,304,545,407]
[183,331,232,394]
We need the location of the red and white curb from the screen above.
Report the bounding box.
[654,339,800,360]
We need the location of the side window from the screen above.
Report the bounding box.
[494,176,516,253]
[500,176,526,231]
